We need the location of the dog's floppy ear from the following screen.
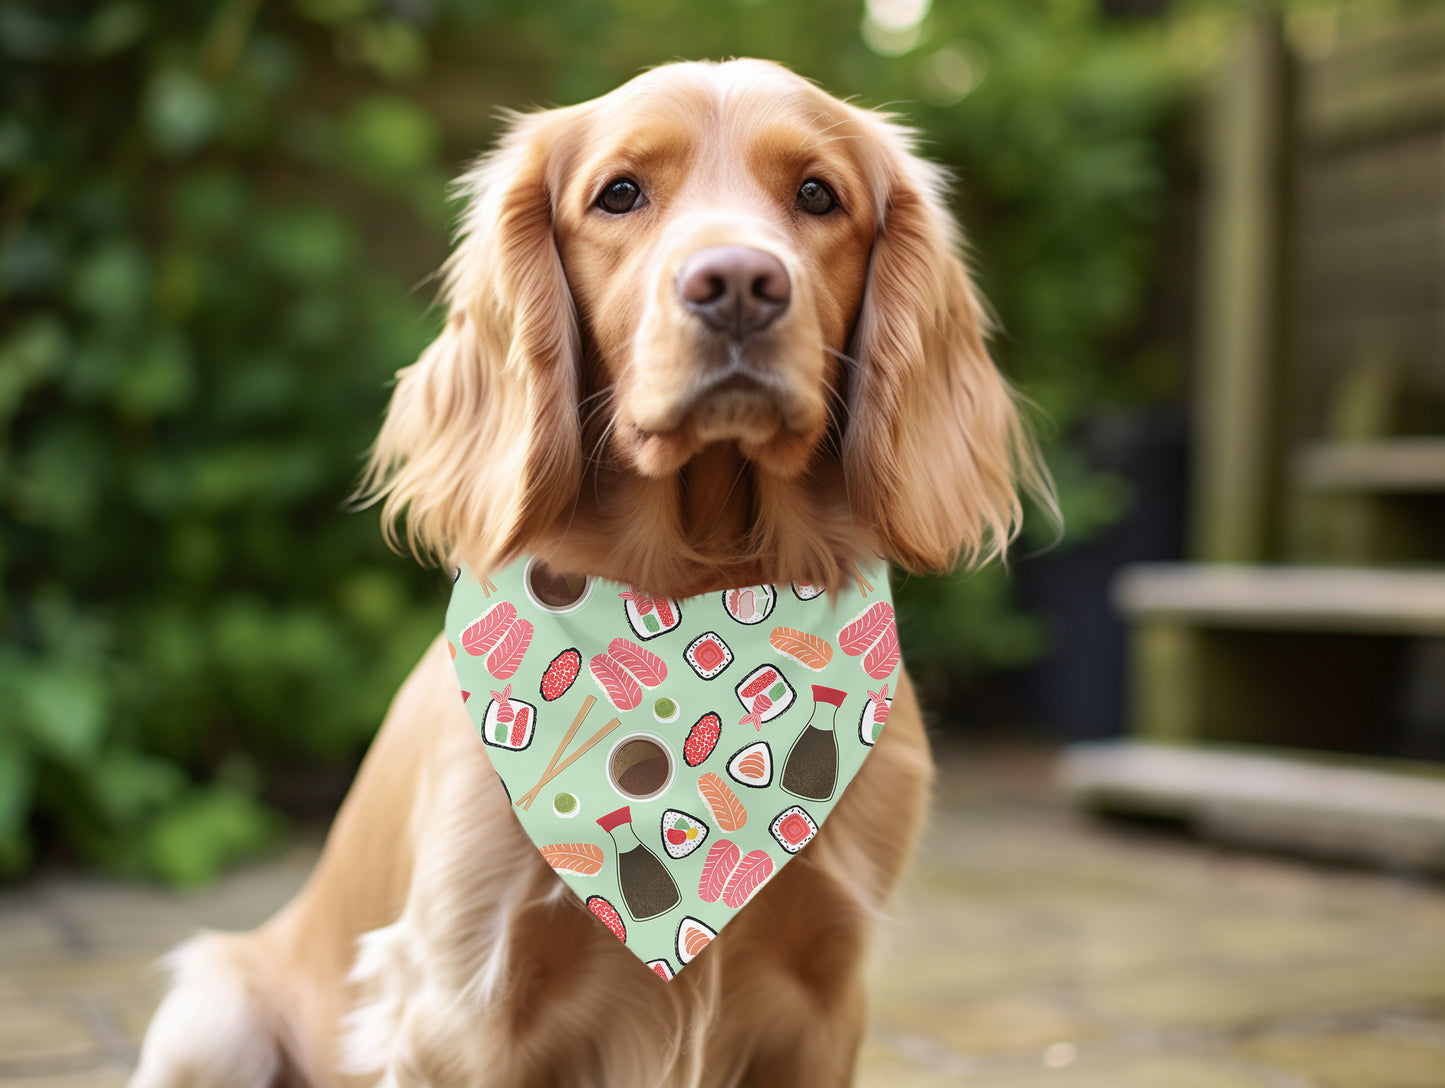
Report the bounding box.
[843,116,1053,573]
[359,109,582,572]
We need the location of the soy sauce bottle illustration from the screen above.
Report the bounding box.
[781,685,847,801]
[597,806,680,921]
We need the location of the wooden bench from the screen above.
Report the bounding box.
[1294,437,1445,494]
[1112,563,1445,749]
[1115,564,1445,635]
[1062,741,1445,872]
[1065,12,1445,869]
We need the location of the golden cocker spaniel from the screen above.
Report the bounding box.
[132,58,1049,1088]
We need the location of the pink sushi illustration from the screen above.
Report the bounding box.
[480,687,537,752]
[684,631,733,679]
[734,665,796,730]
[619,587,682,640]
[838,601,900,680]
[859,684,892,747]
[722,584,776,625]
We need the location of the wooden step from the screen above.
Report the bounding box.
[1061,740,1445,872]
[1114,563,1445,635]
[1294,437,1445,493]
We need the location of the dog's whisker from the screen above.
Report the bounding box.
[576,385,614,413]
[822,344,861,372]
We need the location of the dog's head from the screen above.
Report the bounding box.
[362,59,1051,593]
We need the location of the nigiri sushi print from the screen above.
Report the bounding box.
[838,601,900,680]
[590,638,667,711]
[460,601,516,657]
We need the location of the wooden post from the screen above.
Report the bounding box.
[1191,13,1294,563]
[1132,620,1206,743]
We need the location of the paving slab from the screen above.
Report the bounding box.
[0,1072,129,1088]
[3,742,1444,1087]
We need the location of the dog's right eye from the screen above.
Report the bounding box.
[596,178,644,214]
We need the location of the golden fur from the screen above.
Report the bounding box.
[131,59,1052,1088]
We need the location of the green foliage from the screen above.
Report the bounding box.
[2,0,444,882]
[2,0,1237,880]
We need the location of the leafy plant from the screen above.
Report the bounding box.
[2,0,1230,880]
[2,0,445,880]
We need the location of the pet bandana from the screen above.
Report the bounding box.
[445,555,899,981]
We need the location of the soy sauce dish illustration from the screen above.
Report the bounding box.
[608,734,673,800]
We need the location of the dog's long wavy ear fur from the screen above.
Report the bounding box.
[358,109,581,572]
[843,114,1055,573]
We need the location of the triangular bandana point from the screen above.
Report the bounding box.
[446,557,898,979]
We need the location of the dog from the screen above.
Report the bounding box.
[130,58,1049,1088]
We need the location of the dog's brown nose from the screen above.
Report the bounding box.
[677,246,790,337]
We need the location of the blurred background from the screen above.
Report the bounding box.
[3,0,1444,887]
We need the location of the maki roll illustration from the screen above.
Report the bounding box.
[620,587,682,640]
[769,805,819,855]
[480,686,537,751]
[684,631,733,679]
[859,684,892,747]
[659,809,710,859]
[734,665,796,729]
[791,582,824,601]
[646,959,674,982]
[722,584,776,625]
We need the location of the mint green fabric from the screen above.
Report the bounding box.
[446,555,898,981]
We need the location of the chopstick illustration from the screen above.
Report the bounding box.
[853,566,874,597]
[516,695,620,810]
[455,565,499,597]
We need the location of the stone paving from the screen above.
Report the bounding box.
[2,742,1444,1087]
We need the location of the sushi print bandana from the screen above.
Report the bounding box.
[445,555,900,982]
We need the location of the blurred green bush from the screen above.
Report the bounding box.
[1,0,450,881]
[2,0,1211,882]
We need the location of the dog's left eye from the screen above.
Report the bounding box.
[796,178,838,215]
[597,178,644,214]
